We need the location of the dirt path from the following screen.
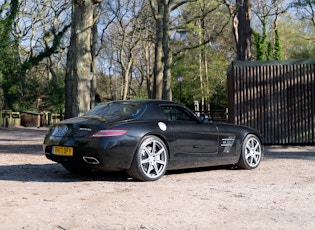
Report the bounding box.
[0,127,315,229]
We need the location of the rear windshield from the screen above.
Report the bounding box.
[83,101,146,121]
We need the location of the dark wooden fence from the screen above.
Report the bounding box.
[227,59,315,145]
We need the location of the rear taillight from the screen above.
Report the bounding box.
[90,129,128,137]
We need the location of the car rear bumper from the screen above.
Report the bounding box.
[43,138,136,171]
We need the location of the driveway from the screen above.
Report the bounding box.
[0,127,314,229]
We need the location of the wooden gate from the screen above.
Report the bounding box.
[227,59,315,144]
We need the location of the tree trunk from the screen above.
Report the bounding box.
[71,0,94,117]
[90,5,99,108]
[198,20,205,111]
[201,1,210,111]
[145,33,154,99]
[65,43,73,119]
[233,0,252,60]
[153,1,164,100]
[162,1,172,101]
[122,60,133,100]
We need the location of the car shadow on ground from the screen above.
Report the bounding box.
[167,164,234,176]
[1,154,314,183]
[0,163,131,183]
[1,144,314,183]
[0,162,239,183]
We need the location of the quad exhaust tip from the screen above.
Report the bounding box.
[83,156,100,165]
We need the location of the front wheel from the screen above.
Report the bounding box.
[237,134,263,169]
[127,135,169,181]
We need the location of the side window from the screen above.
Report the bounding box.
[161,106,194,121]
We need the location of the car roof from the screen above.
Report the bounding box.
[112,99,180,105]
[109,100,192,121]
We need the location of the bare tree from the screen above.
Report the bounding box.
[149,0,198,100]
[168,0,231,110]
[292,0,315,27]
[149,0,164,99]
[99,0,152,100]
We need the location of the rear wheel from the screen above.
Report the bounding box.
[237,134,263,169]
[127,135,168,181]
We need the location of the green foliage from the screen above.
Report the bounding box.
[172,49,199,105]
[0,49,21,110]
[172,46,229,109]
[18,75,42,111]
[0,0,313,115]
[44,74,65,113]
[251,18,283,61]
[0,1,69,111]
[132,87,149,100]
[278,16,315,59]
[207,52,228,109]
[252,19,267,60]
[0,1,21,110]
[267,42,273,60]
[273,29,283,60]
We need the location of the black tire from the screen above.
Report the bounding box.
[237,134,263,169]
[127,135,169,181]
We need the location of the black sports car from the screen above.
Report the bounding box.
[43,100,263,181]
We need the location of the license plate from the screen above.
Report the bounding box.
[52,146,73,156]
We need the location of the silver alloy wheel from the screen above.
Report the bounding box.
[139,138,168,180]
[244,136,262,168]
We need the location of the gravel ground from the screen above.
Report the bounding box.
[0,127,315,230]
